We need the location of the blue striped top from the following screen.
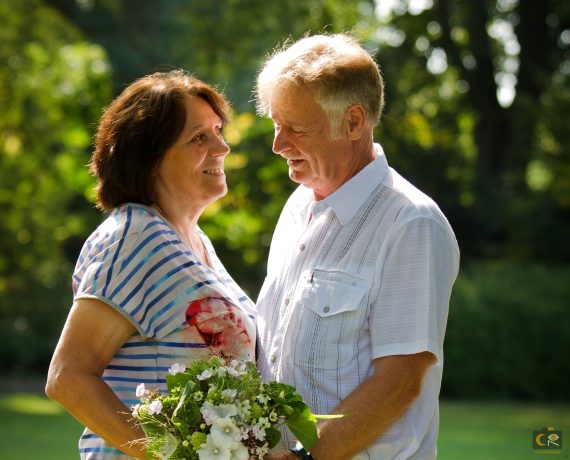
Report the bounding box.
[72,203,256,459]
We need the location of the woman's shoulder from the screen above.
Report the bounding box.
[80,203,172,257]
[97,203,167,237]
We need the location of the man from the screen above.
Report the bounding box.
[254,34,460,460]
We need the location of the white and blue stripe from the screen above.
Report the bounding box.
[73,203,256,459]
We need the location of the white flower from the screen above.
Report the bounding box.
[256,394,270,405]
[131,403,141,417]
[226,366,241,378]
[168,363,186,375]
[148,400,163,415]
[269,410,278,422]
[255,443,270,460]
[197,435,232,460]
[239,427,249,441]
[211,418,242,445]
[197,430,249,460]
[201,402,238,425]
[135,383,146,398]
[216,366,227,377]
[198,369,213,380]
[251,424,266,441]
[227,360,248,377]
[222,389,238,401]
[257,417,270,429]
[229,441,249,460]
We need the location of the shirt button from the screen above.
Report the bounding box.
[299,243,305,251]
[284,298,290,305]
[270,355,277,363]
[323,306,330,313]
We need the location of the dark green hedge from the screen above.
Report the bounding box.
[441,261,570,401]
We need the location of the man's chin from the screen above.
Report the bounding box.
[288,170,305,185]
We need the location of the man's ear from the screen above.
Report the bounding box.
[345,104,367,140]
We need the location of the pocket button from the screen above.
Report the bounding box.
[323,306,330,314]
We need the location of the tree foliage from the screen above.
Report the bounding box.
[0,0,569,388]
[0,0,113,371]
[371,0,570,260]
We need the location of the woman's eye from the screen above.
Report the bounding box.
[190,133,206,143]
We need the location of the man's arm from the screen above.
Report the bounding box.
[266,351,435,460]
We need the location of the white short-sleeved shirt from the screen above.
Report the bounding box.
[73,203,256,459]
[256,144,459,459]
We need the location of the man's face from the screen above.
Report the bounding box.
[269,84,352,200]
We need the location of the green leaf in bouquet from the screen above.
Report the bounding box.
[166,370,192,391]
[285,403,318,450]
[172,380,199,435]
[139,418,165,439]
[147,431,178,460]
[264,426,282,449]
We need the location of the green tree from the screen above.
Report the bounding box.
[0,0,112,372]
[371,0,570,260]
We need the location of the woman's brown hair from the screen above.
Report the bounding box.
[90,70,230,212]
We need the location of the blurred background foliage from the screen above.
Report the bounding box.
[0,0,568,400]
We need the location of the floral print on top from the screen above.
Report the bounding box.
[185,297,254,361]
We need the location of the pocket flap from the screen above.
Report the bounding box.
[301,269,370,317]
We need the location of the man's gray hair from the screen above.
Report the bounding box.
[255,33,384,134]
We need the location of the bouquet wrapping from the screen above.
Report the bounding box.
[131,356,318,460]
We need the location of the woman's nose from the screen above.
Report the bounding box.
[212,135,230,156]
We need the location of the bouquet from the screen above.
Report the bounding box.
[131,356,318,460]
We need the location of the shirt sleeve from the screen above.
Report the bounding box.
[75,214,204,339]
[370,215,459,361]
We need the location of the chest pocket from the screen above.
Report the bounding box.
[294,269,371,370]
[302,269,370,317]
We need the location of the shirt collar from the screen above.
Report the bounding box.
[319,143,390,225]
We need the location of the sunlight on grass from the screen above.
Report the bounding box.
[0,393,83,459]
[0,393,65,415]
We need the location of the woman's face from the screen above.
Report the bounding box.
[155,96,230,213]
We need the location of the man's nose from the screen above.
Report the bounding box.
[272,127,290,155]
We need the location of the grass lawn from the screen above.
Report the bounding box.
[0,393,83,459]
[0,394,568,459]
[438,400,570,459]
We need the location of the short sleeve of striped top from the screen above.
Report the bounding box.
[72,203,232,339]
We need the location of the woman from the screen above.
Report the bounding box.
[46,70,256,459]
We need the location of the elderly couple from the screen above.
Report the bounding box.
[46,33,459,460]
